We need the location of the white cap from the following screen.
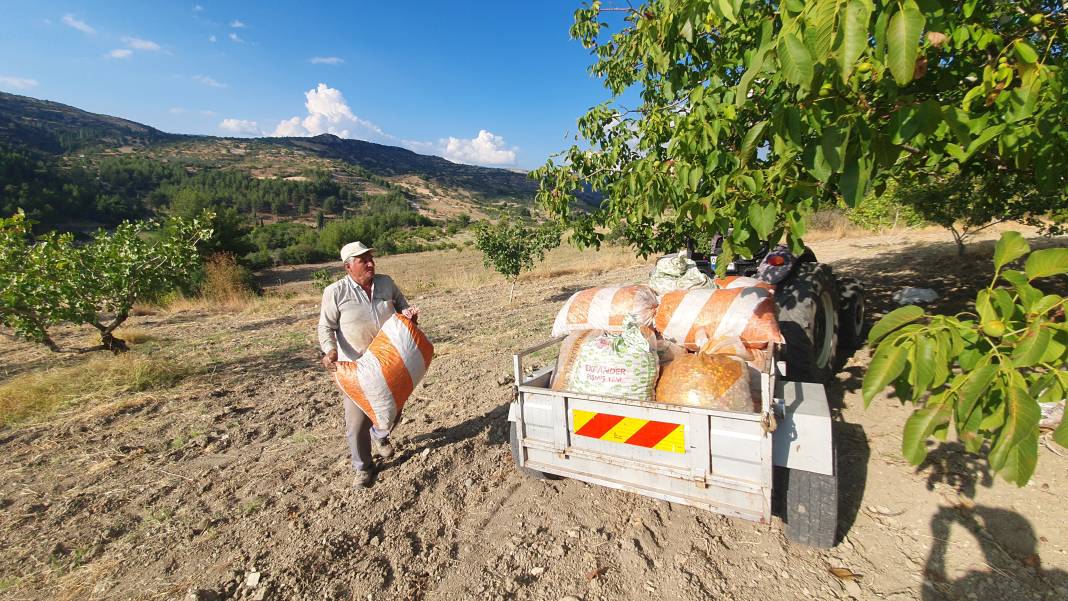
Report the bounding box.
[340,241,374,262]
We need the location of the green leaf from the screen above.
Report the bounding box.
[820,125,850,173]
[688,165,704,192]
[987,384,1040,484]
[778,32,814,92]
[1014,40,1038,64]
[840,151,872,207]
[868,305,925,344]
[957,362,997,424]
[902,403,950,465]
[993,231,1030,270]
[863,342,908,406]
[838,0,873,82]
[739,120,767,165]
[1024,248,1068,279]
[1012,325,1051,368]
[717,0,738,23]
[748,203,777,241]
[1054,414,1068,449]
[680,19,694,44]
[911,335,937,395]
[886,0,925,86]
[735,43,769,107]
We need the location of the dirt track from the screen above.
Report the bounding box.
[1,229,1066,601]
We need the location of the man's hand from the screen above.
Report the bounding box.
[321,349,338,372]
[401,307,420,324]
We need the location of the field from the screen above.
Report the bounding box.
[0,229,1066,601]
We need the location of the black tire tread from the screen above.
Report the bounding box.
[784,468,839,548]
[776,262,840,383]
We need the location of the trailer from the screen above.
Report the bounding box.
[507,337,840,548]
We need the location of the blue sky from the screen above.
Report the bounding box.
[0,1,623,169]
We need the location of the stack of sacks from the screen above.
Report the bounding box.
[333,314,433,431]
[551,316,659,402]
[649,254,712,294]
[655,287,783,351]
[551,285,659,337]
[655,337,758,412]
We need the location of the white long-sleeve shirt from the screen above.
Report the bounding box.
[317,274,409,361]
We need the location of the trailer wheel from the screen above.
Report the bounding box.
[776,262,839,383]
[509,421,551,480]
[783,466,839,548]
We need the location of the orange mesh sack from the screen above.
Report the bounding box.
[712,275,774,291]
[551,285,659,338]
[654,287,783,351]
[333,314,433,431]
[655,352,754,412]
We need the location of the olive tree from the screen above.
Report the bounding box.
[534,0,1067,484]
[0,211,212,352]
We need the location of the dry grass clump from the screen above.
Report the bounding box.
[0,354,191,428]
[111,327,153,345]
[199,253,258,307]
[806,208,866,240]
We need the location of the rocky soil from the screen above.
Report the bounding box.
[1,228,1066,601]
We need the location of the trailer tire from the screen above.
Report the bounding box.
[783,465,839,548]
[776,262,839,383]
[509,421,552,480]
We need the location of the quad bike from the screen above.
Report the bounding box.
[667,234,865,383]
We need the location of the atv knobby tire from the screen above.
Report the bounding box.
[509,421,551,480]
[776,262,839,383]
[836,276,866,352]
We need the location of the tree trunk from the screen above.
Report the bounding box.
[949,226,966,257]
[509,280,516,304]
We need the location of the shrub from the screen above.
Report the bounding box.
[200,253,259,303]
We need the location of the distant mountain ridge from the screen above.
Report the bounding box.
[0,91,544,202]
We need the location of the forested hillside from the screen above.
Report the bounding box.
[0,91,561,268]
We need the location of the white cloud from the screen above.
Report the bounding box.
[219,118,260,135]
[168,107,187,114]
[123,36,161,51]
[0,76,39,90]
[229,19,246,28]
[193,4,204,12]
[271,83,384,138]
[228,32,244,43]
[443,130,517,165]
[310,56,344,65]
[62,14,95,34]
[208,34,217,43]
[193,74,226,88]
[200,109,217,116]
[107,48,133,59]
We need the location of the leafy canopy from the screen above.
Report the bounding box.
[0,211,211,352]
[533,0,1067,261]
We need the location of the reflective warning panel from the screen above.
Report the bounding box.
[571,409,685,453]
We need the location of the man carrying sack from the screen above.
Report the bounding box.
[318,241,420,488]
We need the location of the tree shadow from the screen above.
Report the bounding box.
[923,505,1068,600]
[376,403,511,471]
[827,235,1068,319]
[825,372,870,544]
[916,442,994,499]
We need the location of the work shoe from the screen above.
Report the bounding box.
[373,438,395,459]
[352,469,374,489]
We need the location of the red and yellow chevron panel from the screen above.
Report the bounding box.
[571,409,685,453]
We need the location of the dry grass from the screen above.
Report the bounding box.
[111,327,153,345]
[373,244,650,296]
[0,354,192,428]
[805,208,868,240]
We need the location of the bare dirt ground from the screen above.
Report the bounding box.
[1,228,1066,601]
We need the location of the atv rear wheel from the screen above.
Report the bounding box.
[776,263,839,383]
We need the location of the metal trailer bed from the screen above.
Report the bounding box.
[507,337,839,547]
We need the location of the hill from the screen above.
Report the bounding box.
[0,91,592,224]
